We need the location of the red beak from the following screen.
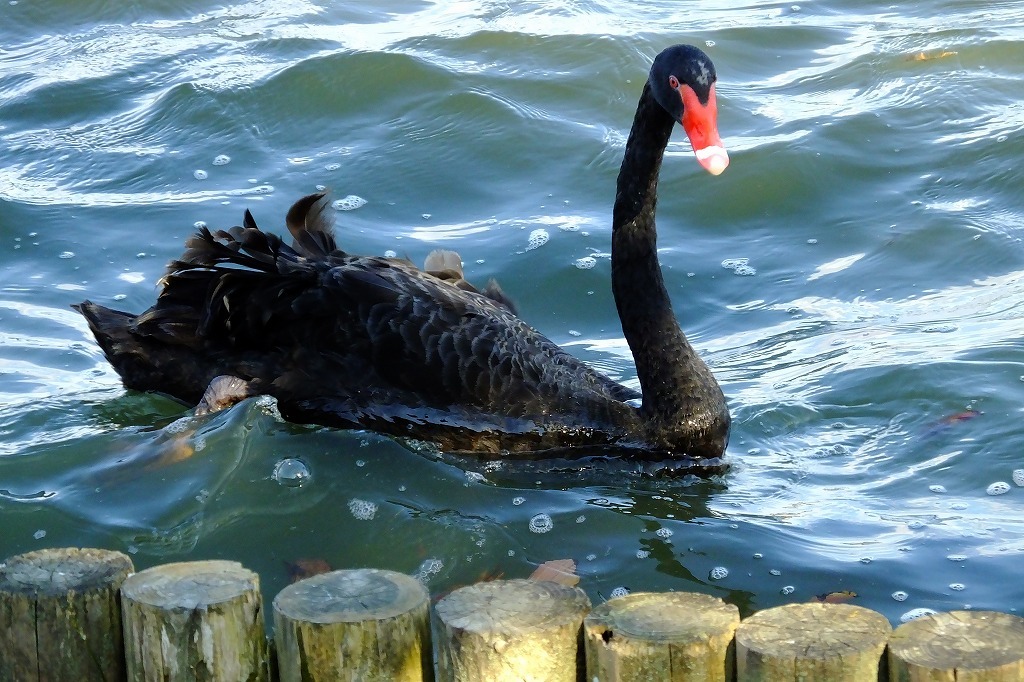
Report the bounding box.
[680,83,729,175]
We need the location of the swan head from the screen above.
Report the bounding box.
[650,45,729,175]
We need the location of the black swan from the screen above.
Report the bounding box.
[76,44,731,463]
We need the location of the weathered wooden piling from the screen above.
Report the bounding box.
[8,546,1024,682]
[120,559,268,681]
[0,547,134,682]
[434,578,591,682]
[273,568,433,682]
[734,602,891,681]
[584,591,740,682]
[888,610,1024,681]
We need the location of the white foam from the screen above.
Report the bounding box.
[526,228,549,251]
[347,498,377,520]
[332,194,366,211]
[528,513,553,533]
[986,481,1010,495]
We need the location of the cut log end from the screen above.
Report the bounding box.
[889,610,1024,679]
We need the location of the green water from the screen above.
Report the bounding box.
[2,0,1023,624]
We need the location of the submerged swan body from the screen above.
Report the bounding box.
[77,44,731,462]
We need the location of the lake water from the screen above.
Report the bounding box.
[2,0,1023,625]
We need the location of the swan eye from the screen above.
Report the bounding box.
[668,75,680,89]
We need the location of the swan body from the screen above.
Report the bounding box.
[77,44,731,462]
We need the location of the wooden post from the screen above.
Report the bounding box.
[888,610,1024,681]
[272,568,433,682]
[735,602,891,681]
[584,591,740,682]
[0,547,134,682]
[434,578,591,682]
[120,559,268,681]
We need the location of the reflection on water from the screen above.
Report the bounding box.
[1,0,1023,623]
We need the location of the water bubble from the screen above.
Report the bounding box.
[859,557,872,564]
[986,481,1011,496]
[355,459,366,467]
[636,550,650,559]
[526,228,549,251]
[709,566,729,581]
[1012,469,1024,487]
[586,553,597,561]
[655,528,673,539]
[753,552,763,559]
[113,294,127,301]
[721,257,756,276]
[333,195,366,211]
[929,484,947,493]
[780,585,795,595]
[212,154,231,166]
[529,513,553,533]
[512,496,525,506]
[193,169,208,180]
[946,554,968,562]
[251,184,274,194]
[33,529,46,540]
[59,251,75,259]
[568,330,581,337]
[575,515,586,523]
[421,213,431,220]
[255,395,283,420]
[900,608,937,623]
[348,498,377,520]
[383,249,397,258]
[164,417,192,434]
[574,256,597,270]
[949,501,969,511]
[949,583,966,591]
[705,40,716,47]
[907,520,926,530]
[464,471,484,483]
[325,163,341,171]
[892,591,909,602]
[609,586,630,598]
[807,238,818,244]
[414,558,443,582]
[273,458,311,487]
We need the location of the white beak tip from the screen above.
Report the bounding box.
[695,145,729,176]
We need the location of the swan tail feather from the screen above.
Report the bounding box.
[285,192,337,258]
[74,300,212,403]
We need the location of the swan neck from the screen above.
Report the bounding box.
[611,82,726,451]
